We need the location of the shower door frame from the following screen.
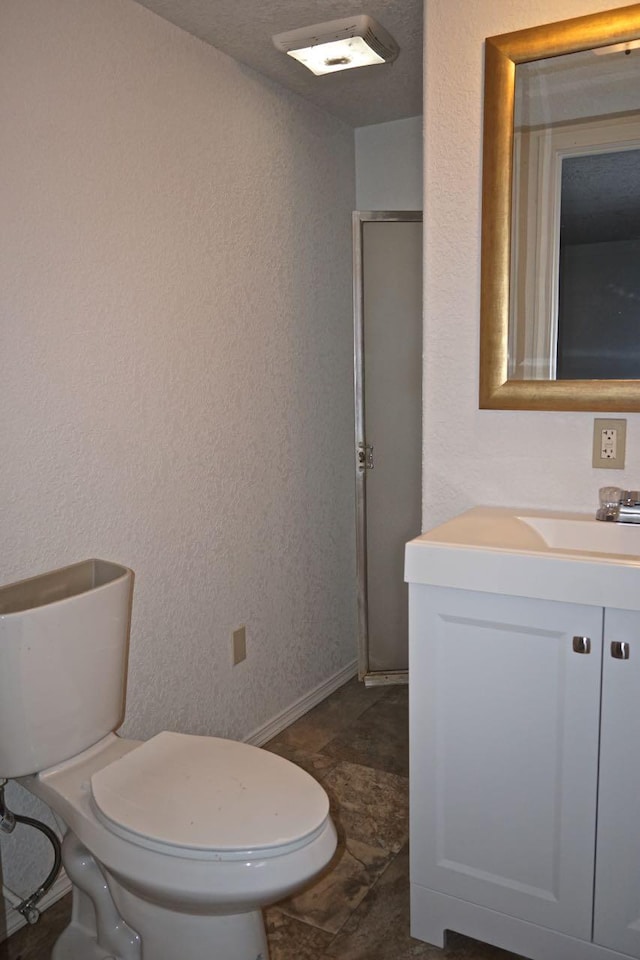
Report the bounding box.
[353,210,423,686]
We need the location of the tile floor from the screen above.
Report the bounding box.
[0,678,524,960]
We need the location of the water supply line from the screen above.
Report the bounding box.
[0,780,62,924]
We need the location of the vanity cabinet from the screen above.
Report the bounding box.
[409,585,640,960]
[593,606,640,957]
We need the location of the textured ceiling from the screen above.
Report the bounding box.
[132,0,423,127]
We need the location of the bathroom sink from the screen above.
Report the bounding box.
[518,514,640,557]
[405,506,640,610]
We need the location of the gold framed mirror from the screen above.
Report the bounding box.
[480,4,640,411]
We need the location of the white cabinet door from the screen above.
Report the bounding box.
[410,585,602,939]
[593,607,640,958]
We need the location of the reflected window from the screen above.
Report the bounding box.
[557,149,640,379]
[509,46,640,381]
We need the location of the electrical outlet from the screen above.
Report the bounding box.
[232,626,246,665]
[593,418,626,469]
[601,429,617,460]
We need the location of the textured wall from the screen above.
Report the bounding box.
[0,0,355,906]
[355,116,423,210]
[423,0,640,529]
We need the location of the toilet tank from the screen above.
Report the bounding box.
[0,560,134,779]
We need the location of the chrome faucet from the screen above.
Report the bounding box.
[596,487,640,523]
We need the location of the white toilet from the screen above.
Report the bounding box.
[0,560,337,960]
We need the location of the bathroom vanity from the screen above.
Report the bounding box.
[406,507,640,960]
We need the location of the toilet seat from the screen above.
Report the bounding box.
[90,731,330,859]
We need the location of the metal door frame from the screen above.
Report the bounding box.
[353,210,422,686]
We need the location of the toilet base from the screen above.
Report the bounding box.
[53,903,269,960]
[54,832,140,960]
[55,831,271,960]
[52,922,117,960]
[108,878,270,960]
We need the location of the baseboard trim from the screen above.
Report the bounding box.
[363,670,408,687]
[2,871,71,942]
[245,659,358,746]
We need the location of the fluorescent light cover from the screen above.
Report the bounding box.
[287,37,385,75]
[273,16,399,76]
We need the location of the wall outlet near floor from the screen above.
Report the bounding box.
[232,626,247,665]
[593,418,627,469]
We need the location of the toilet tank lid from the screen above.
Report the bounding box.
[90,731,330,854]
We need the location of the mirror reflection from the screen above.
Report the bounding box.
[509,45,640,381]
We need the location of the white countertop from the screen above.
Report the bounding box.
[405,506,640,610]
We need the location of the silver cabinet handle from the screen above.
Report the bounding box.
[573,636,591,654]
[611,641,630,660]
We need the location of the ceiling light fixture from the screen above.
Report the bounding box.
[272,15,399,76]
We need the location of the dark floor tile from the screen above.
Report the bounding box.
[326,847,526,960]
[276,838,393,935]
[263,745,339,783]
[323,761,408,853]
[0,895,70,960]
[381,682,409,705]
[322,691,409,777]
[266,678,389,757]
[265,908,334,959]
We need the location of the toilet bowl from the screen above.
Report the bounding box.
[22,730,337,960]
[0,560,338,959]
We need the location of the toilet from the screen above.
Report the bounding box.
[0,560,337,960]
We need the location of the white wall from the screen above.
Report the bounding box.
[422,0,640,528]
[0,0,356,917]
[355,116,423,210]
